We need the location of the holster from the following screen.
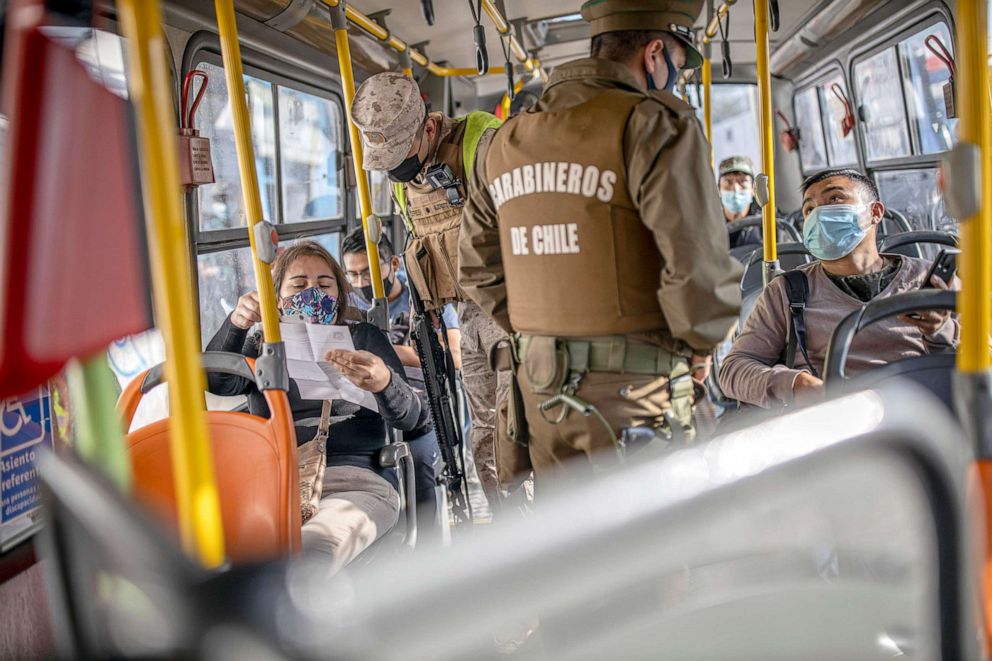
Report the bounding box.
[490,336,529,445]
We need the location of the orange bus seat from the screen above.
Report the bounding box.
[117,353,300,563]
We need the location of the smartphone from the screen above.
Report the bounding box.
[907,248,959,320]
[921,248,960,289]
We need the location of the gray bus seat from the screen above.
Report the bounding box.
[727,214,802,255]
[879,229,958,260]
[301,384,975,661]
[739,242,814,302]
[823,289,957,410]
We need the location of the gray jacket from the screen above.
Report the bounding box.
[719,256,959,408]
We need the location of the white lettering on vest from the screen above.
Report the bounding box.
[522,164,535,194]
[567,163,583,195]
[529,223,580,256]
[581,165,600,198]
[597,170,616,203]
[543,162,556,194]
[556,162,568,193]
[489,164,619,210]
[489,182,503,208]
[510,226,530,255]
[512,168,524,198]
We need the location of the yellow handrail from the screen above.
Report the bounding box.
[679,0,735,99]
[320,0,511,78]
[328,2,385,302]
[214,0,282,344]
[955,0,991,374]
[754,0,777,273]
[117,0,225,567]
[481,0,549,83]
[702,0,738,45]
[500,76,526,118]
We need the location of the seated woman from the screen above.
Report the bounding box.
[206,240,424,576]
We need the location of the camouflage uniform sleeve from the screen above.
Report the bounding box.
[625,96,743,352]
[458,128,513,332]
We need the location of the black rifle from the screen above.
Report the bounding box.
[405,255,472,524]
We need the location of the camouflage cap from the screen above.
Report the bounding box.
[718,155,755,178]
[351,72,427,172]
[580,0,705,69]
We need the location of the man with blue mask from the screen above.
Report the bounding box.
[718,156,765,250]
[719,156,759,222]
[720,168,959,409]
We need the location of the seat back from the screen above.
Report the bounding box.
[117,352,300,563]
[740,242,814,300]
[876,208,915,251]
[726,214,802,248]
[879,229,959,261]
[823,290,957,409]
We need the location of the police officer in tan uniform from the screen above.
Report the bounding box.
[351,73,508,512]
[458,0,743,490]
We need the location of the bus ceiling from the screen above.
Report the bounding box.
[139,0,869,94]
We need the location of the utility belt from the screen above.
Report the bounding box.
[490,333,695,456]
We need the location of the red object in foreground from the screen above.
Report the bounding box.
[0,2,151,399]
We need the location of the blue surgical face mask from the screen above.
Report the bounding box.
[803,203,870,261]
[720,190,752,215]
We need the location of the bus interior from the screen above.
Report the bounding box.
[0,0,990,658]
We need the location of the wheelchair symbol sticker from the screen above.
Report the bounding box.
[1,387,53,538]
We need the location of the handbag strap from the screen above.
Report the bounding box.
[316,400,332,439]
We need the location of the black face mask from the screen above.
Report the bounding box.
[360,266,397,301]
[388,131,426,183]
[387,152,424,183]
[645,45,678,93]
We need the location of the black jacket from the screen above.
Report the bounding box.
[206,317,427,489]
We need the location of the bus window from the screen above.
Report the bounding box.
[875,168,952,233]
[354,169,395,219]
[709,84,761,173]
[817,75,858,167]
[72,29,128,99]
[310,232,342,261]
[278,87,345,222]
[687,84,761,177]
[197,246,257,348]
[855,48,912,161]
[898,23,958,155]
[793,86,828,171]
[196,62,277,231]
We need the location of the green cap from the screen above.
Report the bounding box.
[580,0,704,69]
[718,155,755,178]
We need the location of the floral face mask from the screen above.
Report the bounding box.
[280,287,338,325]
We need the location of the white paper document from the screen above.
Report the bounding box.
[281,322,378,411]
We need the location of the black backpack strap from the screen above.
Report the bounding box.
[780,270,819,378]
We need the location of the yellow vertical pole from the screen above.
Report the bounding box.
[754,0,778,280]
[956,0,992,375]
[702,56,713,169]
[703,0,714,169]
[117,0,225,567]
[952,1,992,650]
[327,0,385,304]
[214,0,283,343]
